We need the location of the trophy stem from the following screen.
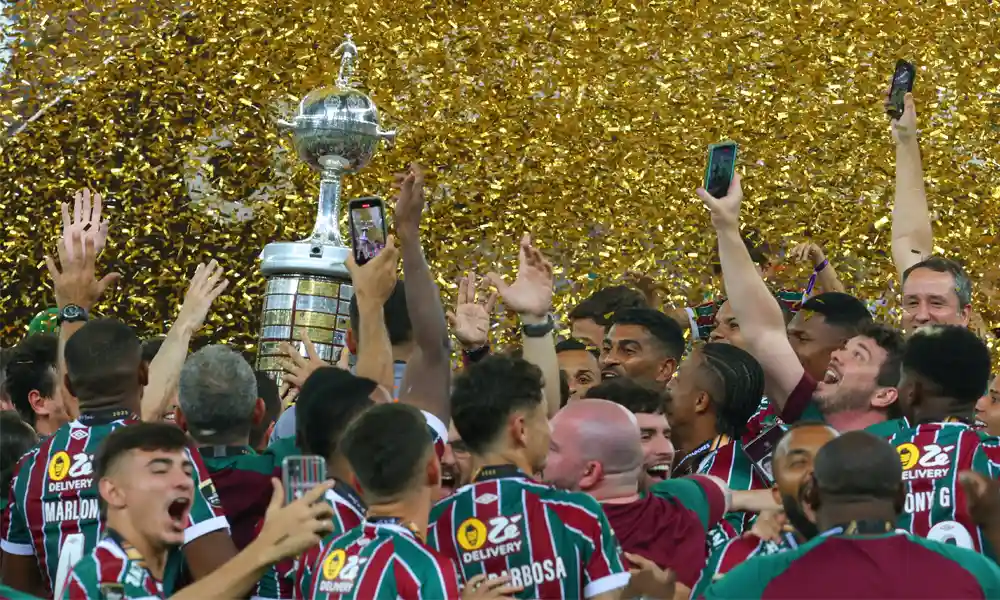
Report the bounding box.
[309,167,345,247]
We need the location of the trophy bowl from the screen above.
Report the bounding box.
[285,86,395,173]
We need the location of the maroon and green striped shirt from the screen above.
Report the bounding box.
[692,531,797,598]
[427,465,629,599]
[62,529,184,599]
[1,412,228,597]
[888,421,1000,557]
[300,518,461,599]
[293,482,367,600]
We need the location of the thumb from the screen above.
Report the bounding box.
[959,471,985,499]
[97,272,121,295]
[345,253,359,275]
[904,92,915,114]
[696,187,720,206]
[268,477,285,513]
[446,311,457,326]
[486,272,510,294]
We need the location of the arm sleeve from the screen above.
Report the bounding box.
[649,476,727,531]
[779,371,820,424]
[581,498,631,599]
[2,462,35,555]
[183,446,230,544]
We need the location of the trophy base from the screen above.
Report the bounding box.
[256,241,354,386]
[259,240,351,278]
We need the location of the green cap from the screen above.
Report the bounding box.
[28,308,60,335]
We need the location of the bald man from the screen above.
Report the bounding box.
[544,399,735,597]
[691,421,838,598]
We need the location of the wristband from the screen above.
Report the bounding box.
[814,259,829,273]
[521,314,555,338]
[462,343,491,364]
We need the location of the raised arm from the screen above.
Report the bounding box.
[697,174,804,408]
[788,243,846,294]
[346,237,400,392]
[890,92,933,278]
[393,164,451,424]
[487,235,561,418]
[142,261,229,421]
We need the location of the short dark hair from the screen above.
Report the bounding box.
[1,412,38,493]
[250,372,282,449]
[902,256,973,307]
[555,338,600,358]
[800,292,873,335]
[64,319,142,404]
[6,334,59,426]
[349,280,412,346]
[295,367,376,461]
[341,403,431,502]
[903,325,991,405]
[94,422,190,516]
[451,354,544,455]
[585,377,664,414]
[813,430,901,500]
[140,337,167,364]
[568,286,647,329]
[699,343,766,440]
[856,321,905,389]
[610,308,686,361]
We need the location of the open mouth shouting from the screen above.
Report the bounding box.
[646,462,672,481]
[166,495,192,534]
[601,367,624,381]
[821,365,842,386]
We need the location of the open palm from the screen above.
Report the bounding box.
[447,272,498,348]
[488,234,553,318]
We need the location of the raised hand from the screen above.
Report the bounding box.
[279,332,328,389]
[44,236,120,310]
[175,260,230,334]
[487,234,553,319]
[255,479,335,564]
[461,574,522,600]
[61,188,110,261]
[888,90,918,145]
[788,242,826,268]
[625,552,677,599]
[697,171,743,230]
[447,272,498,350]
[392,163,426,238]
[346,235,401,306]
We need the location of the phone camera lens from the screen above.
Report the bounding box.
[310,246,322,257]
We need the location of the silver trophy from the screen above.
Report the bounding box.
[256,35,395,382]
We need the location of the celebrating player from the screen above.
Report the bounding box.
[428,354,630,599]
[300,402,519,599]
[704,431,1000,597]
[890,324,1000,554]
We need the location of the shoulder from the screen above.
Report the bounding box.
[704,538,811,598]
[429,489,465,523]
[540,487,605,516]
[865,418,908,438]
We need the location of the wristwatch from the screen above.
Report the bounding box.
[521,314,555,338]
[57,304,89,325]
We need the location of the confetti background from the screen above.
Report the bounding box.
[2,0,999,354]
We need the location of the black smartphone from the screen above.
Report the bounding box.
[742,425,784,486]
[886,60,916,120]
[704,141,738,199]
[348,197,388,266]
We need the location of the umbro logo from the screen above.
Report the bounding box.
[475,494,498,505]
[70,430,87,441]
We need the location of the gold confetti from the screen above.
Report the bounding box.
[2,0,1000,363]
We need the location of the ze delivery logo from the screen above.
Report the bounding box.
[48,452,72,482]
[897,443,920,471]
[458,518,489,551]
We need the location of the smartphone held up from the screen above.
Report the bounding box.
[348,197,388,266]
[886,59,916,120]
[282,455,327,504]
[704,141,738,199]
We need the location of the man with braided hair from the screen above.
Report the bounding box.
[666,343,771,551]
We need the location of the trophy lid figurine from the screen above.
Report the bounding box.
[255,35,395,382]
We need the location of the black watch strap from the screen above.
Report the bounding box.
[521,314,555,338]
[57,304,89,325]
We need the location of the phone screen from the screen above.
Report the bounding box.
[281,455,327,504]
[705,143,737,199]
[742,425,784,486]
[887,60,915,120]
[349,198,387,266]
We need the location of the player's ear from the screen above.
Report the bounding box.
[251,397,266,426]
[579,461,603,490]
[694,390,711,415]
[99,477,126,511]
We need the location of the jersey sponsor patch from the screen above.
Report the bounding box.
[897,443,954,481]
[46,451,95,492]
[457,516,524,563]
[199,478,222,509]
[100,583,126,600]
[318,550,367,595]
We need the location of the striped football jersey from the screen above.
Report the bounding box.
[2,411,227,597]
[427,465,630,599]
[300,518,461,599]
[62,529,185,599]
[889,421,1000,557]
